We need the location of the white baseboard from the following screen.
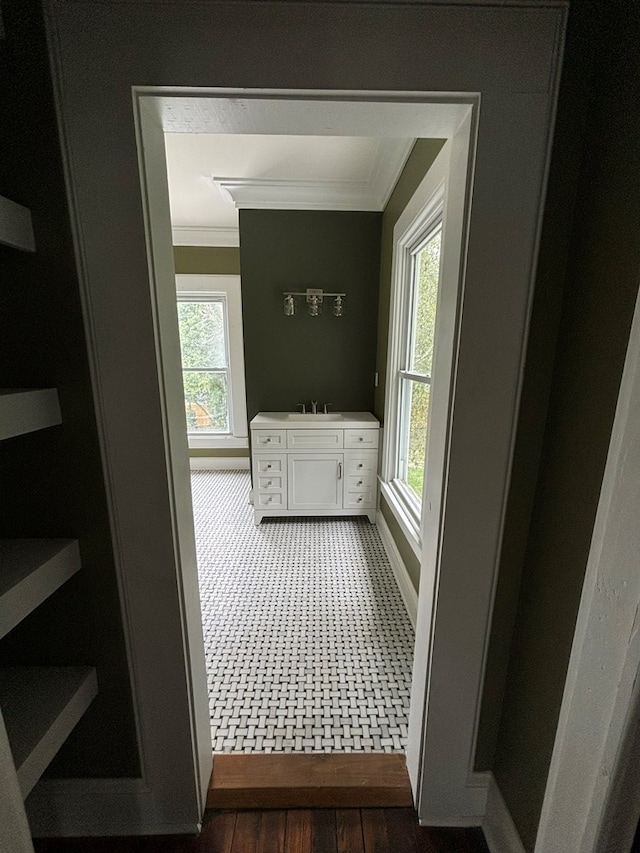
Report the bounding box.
[26,778,201,837]
[376,510,418,629]
[189,456,249,470]
[482,773,525,853]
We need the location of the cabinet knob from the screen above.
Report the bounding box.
[267,480,272,486]
[267,464,272,469]
[358,464,363,469]
[358,436,363,442]
[265,437,271,443]
[357,480,363,486]
[357,496,363,502]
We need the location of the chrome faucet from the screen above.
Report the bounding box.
[310,400,318,414]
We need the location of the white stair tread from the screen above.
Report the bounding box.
[0,540,81,640]
[0,389,61,441]
[0,666,98,798]
[0,195,35,252]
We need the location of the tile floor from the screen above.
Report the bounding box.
[191,470,415,754]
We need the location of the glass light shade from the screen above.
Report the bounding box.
[308,295,321,316]
[283,295,296,316]
[333,296,344,316]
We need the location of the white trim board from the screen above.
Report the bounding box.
[376,509,418,629]
[483,774,526,853]
[172,226,238,247]
[535,290,640,852]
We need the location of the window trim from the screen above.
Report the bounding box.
[175,274,248,449]
[382,163,447,551]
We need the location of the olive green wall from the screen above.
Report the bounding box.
[479,1,640,848]
[173,245,240,275]
[0,0,138,777]
[239,210,381,421]
[374,139,446,592]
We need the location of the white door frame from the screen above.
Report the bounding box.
[535,286,640,852]
[35,1,567,835]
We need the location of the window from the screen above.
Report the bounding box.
[382,174,445,552]
[176,275,248,448]
[396,225,442,506]
[178,296,230,433]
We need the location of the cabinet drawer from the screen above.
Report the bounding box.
[344,488,375,508]
[347,473,376,491]
[252,429,286,450]
[344,429,379,449]
[257,473,284,491]
[255,455,285,474]
[287,429,343,450]
[345,451,378,475]
[255,491,285,509]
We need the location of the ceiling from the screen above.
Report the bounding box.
[164,133,416,246]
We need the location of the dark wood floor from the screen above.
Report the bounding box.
[33,808,489,852]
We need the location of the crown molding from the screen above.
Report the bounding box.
[172,226,239,247]
[213,137,415,212]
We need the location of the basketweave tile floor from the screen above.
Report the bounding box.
[191,470,415,754]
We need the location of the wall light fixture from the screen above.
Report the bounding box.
[282,288,346,317]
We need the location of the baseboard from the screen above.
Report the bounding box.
[376,510,418,629]
[482,773,525,853]
[25,778,201,837]
[189,457,249,470]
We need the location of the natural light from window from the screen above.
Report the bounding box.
[397,226,442,503]
[178,298,230,434]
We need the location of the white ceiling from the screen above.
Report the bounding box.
[164,133,415,243]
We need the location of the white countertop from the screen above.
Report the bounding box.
[251,412,379,429]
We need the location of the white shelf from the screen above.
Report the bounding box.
[0,540,81,640]
[0,389,62,441]
[0,667,98,798]
[0,195,35,252]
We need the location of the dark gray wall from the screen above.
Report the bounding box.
[239,210,382,422]
[481,1,640,847]
[0,0,138,777]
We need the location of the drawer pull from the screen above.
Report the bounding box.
[338,462,342,480]
[266,496,272,503]
[357,480,363,486]
[266,464,272,469]
[358,436,364,442]
[357,463,363,469]
[357,496,363,502]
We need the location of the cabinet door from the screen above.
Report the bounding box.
[288,454,343,511]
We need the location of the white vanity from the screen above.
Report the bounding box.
[250,412,380,525]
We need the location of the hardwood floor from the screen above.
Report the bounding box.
[33,808,490,852]
[208,754,413,809]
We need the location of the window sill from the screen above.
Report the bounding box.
[379,480,422,561]
[188,434,248,450]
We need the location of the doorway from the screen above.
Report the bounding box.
[135,89,480,815]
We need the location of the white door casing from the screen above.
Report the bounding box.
[38,0,567,835]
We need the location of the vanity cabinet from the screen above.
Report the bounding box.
[250,413,379,524]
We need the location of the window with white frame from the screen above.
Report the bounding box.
[382,181,445,547]
[176,275,248,448]
[396,223,442,507]
[178,295,230,433]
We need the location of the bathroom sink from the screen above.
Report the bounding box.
[286,413,344,421]
[251,411,379,429]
